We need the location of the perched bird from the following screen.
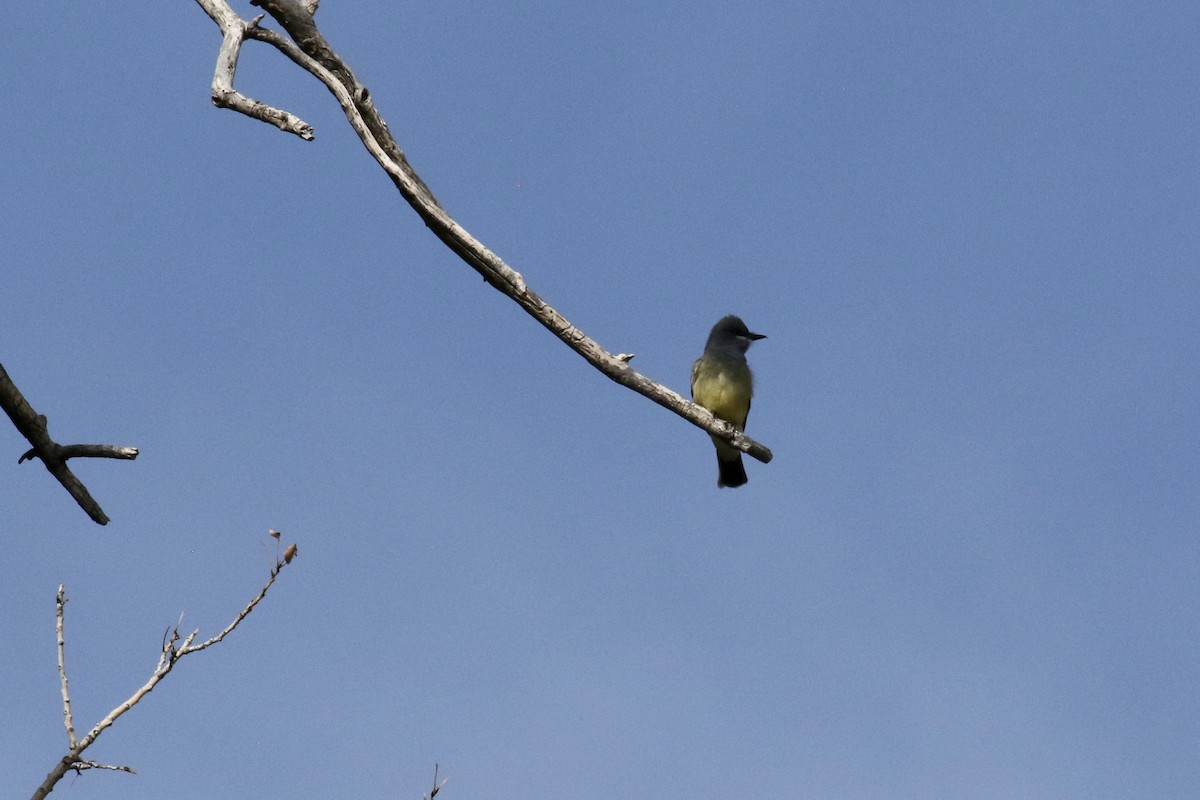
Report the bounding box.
[691,315,766,488]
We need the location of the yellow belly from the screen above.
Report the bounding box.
[692,362,753,430]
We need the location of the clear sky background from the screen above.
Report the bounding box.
[2,3,1198,799]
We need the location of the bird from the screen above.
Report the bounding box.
[691,315,766,488]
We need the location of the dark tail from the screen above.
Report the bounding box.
[717,453,749,488]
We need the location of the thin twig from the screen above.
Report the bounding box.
[424,763,447,800]
[181,557,287,654]
[56,586,78,748]
[70,760,137,775]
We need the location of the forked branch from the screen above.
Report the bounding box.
[32,542,297,800]
[190,0,773,467]
[0,361,138,525]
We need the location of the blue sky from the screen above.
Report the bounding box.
[2,3,1198,798]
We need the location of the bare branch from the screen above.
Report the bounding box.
[0,361,138,525]
[180,551,290,655]
[56,586,78,749]
[32,552,295,800]
[70,760,137,775]
[189,0,774,467]
[424,763,448,800]
[211,11,314,139]
[25,444,140,463]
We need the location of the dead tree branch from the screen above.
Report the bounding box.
[424,763,448,800]
[190,0,773,468]
[55,586,78,749]
[0,361,138,526]
[32,544,296,800]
